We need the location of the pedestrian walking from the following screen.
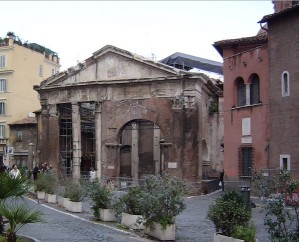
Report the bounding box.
[33,164,39,180]
[9,164,21,178]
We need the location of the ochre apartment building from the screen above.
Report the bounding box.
[0,34,60,167]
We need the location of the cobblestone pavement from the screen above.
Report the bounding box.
[18,190,270,242]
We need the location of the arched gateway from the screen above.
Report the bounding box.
[119,119,162,179]
[34,45,223,193]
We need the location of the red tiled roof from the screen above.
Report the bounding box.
[9,117,37,126]
[213,34,267,47]
[213,34,267,57]
[258,4,299,23]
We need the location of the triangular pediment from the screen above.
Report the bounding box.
[39,45,185,89]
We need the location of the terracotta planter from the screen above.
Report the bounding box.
[45,193,56,203]
[37,191,45,200]
[66,200,82,213]
[121,212,144,229]
[99,208,116,222]
[145,221,176,241]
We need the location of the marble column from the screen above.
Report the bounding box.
[131,122,139,182]
[72,103,81,181]
[95,102,102,179]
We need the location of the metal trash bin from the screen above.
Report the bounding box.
[240,185,251,206]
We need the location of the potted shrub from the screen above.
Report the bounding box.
[89,179,116,221]
[56,179,70,208]
[207,190,252,242]
[112,186,145,229]
[64,179,85,213]
[34,173,48,200]
[142,175,187,241]
[43,174,57,203]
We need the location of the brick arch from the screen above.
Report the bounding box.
[248,73,260,104]
[117,119,163,179]
[235,77,246,107]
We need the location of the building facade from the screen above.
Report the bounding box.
[259,4,299,175]
[34,45,223,192]
[213,2,298,183]
[8,117,37,169]
[213,35,269,182]
[0,34,60,167]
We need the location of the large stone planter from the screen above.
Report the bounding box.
[18,234,41,242]
[121,212,144,229]
[45,193,56,203]
[57,196,69,207]
[99,208,116,222]
[145,221,176,241]
[65,200,82,213]
[213,234,258,242]
[36,191,45,200]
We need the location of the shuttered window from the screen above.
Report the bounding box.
[0,55,6,68]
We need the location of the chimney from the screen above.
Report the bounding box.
[53,55,58,63]
[273,0,294,13]
[8,36,14,46]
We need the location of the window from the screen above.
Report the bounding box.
[0,102,6,115]
[237,78,246,106]
[240,147,253,176]
[280,154,290,170]
[39,65,43,77]
[250,74,260,104]
[0,55,6,68]
[52,69,55,75]
[17,130,23,141]
[0,124,5,138]
[0,79,7,92]
[282,71,290,97]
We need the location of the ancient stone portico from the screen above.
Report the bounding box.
[34,45,223,191]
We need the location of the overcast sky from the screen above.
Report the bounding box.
[2,1,274,71]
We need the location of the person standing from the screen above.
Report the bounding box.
[219,169,224,191]
[32,164,39,180]
[0,162,7,173]
[9,164,21,178]
[89,167,96,183]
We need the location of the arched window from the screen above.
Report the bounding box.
[250,74,260,104]
[282,71,290,97]
[236,77,246,107]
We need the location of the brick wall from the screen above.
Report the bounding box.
[268,10,299,171]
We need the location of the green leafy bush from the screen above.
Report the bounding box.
[252,169,299,241]
[43,174,57,194]
[88,179,111,219]
[141,175,187,230]
[34,173,48,192]
[232,222,256,242]
[207,190,251,236]
[65,179,85,202]
[112,186,144,216]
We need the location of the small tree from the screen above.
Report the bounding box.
[207,190,251,237]
[252,169,299,242]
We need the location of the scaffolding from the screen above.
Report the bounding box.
[58,102,96,177]
[59,104,72,175]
